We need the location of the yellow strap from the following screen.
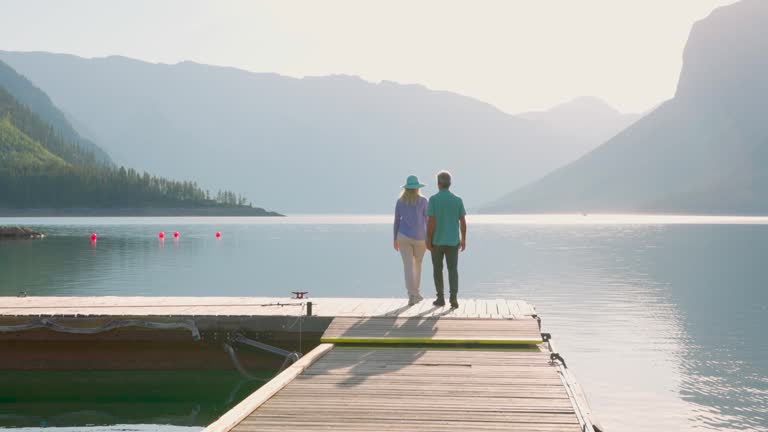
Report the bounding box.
[320,337,542,345]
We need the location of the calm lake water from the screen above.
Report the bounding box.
[1,215,767,431]
[0,370,269,431]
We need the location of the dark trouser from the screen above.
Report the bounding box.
[431,244,459,299]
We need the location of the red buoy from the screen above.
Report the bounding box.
[173,231,179,239]
[159,231,165,240]
[90,233,97,242]
[215,231,221,239]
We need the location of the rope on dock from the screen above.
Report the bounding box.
[0,318,201,340]
[222,342,270,382]
[233,334,298,358]
[279,301,307,353]
[223,302,306,379]
[223,336,302,381]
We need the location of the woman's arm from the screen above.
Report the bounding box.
[393,200,401,242]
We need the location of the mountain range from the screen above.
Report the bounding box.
[0,52,636,213]
[518,97,641,147]
[0,59,275,215]
[485,0,768,214]
[6,0,757,215]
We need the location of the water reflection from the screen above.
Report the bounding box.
[0,216,766,431]
[647,226,768,430]
[0,370,267,430]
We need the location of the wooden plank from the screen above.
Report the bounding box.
[509,300,523,317]
[202,343,334,432]
[511,299,537,316]
[416,297,439,316]
[356,299,381,317]
[496,299,510,317]
[396,298,430,317]
[321,316,542,345]
[369,298,397,317]
[465,298,477,317]
[231,348,582,432]
[237,422,578,432]
[0,297,538,320]
[340,299,364,317]
[321,298,359,316]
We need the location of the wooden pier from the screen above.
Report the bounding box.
[0,296,600,431]
[0,296,536,319]
[225,347,583,432]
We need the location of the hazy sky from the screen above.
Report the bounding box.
[0,0,739,114]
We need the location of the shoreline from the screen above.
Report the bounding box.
[0,207,283,217]
[0,226,45,239]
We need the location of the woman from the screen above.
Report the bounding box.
[393,175,429,305]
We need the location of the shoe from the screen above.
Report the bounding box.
[450,300,459,309]
[408,295,416,306]
[414,294,424,303]
[433,298,445,307]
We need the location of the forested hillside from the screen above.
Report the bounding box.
[0,85,273,213]
[0,60,111,163]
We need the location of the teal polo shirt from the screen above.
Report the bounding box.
[427,189,466,246]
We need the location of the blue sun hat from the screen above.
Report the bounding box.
[402,175,425,189]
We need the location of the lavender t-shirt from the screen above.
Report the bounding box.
[393,196,428,241]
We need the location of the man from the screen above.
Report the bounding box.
[426,170,467,309]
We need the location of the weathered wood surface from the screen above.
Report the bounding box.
[204,344,334,432]
[322,316,543,345]
[0,297,536,319]
[232,348,581,432]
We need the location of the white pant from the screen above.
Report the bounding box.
[397,233,427,296]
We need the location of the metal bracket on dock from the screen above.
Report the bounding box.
[538,320,600,432]
[541,332,567,368]
[0,318,201,341]
[550,352,568,369]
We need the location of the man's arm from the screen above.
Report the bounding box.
[426,216,436,251]
[459,215,467,251]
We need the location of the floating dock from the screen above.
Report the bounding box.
[0,297,601,431]
[0,296,536,319]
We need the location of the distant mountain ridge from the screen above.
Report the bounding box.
[484,0,768,215]
[518,97,642,146]
[0,51,637,213]
[0,59,277,214]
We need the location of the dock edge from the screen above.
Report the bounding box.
[202,343,334,432]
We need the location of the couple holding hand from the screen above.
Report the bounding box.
[393,170,466,308]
